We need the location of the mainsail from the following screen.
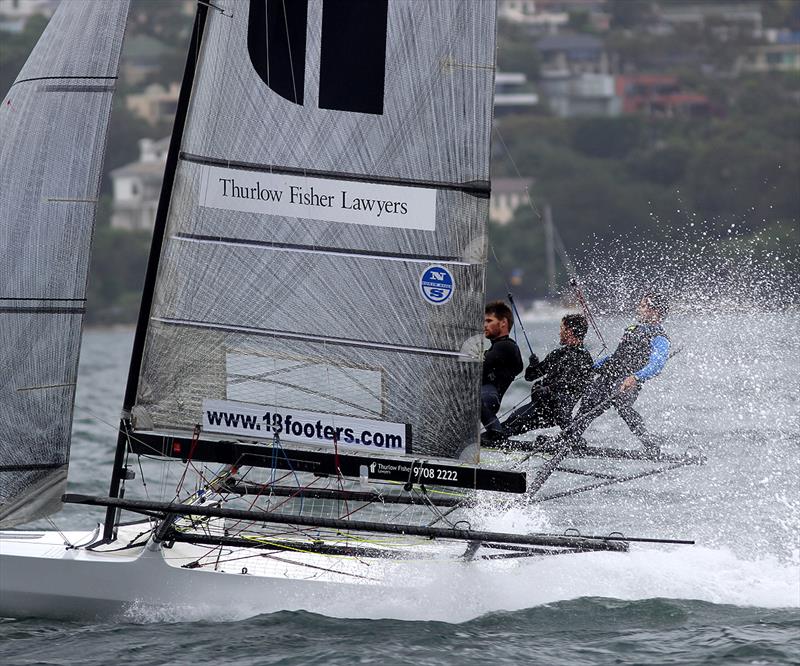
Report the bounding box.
[0,0,130,527]
[131,0,497,462]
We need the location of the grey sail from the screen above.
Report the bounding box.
[133,0,496,461]
[0,0,130,527]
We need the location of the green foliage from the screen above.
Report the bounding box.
[625,144,692,186]
[492,97,798,299]
[0,15,48,95]
[569,117,644,159]
[86,227,151,325]
[487,213,548,301]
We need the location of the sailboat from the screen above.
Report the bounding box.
[0,1,700,620]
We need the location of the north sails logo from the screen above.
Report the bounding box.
[247,0,388,114]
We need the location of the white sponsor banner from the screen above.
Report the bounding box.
[202,399,409,453]
[199,165,437,231]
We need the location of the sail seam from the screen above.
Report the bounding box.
[173,234,469,265]
[180,152,491,197]
[152,317,469,358]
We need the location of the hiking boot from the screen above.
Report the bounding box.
[566,436,590,454]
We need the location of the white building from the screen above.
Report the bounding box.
[126,83,181,126]
[541,72,621,117]
[0,0,57,19]
[494,72,539,115]
[110,137,169,231]
[490,178,533,225]
[498,0,568,33]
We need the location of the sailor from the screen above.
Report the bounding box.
[481,300,523,442]
[501,314,593,440]
[564,293,670,453]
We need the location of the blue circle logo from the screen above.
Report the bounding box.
[420,265,454,305]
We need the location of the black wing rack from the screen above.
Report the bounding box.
[127,430,526,494]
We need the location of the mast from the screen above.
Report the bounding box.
[544,204,557,297]
[104,2,209,540]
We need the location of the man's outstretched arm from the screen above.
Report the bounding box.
[634,336,670,382]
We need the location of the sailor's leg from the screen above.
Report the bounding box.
[563,375,617,440]
[614,385,648,439]
[614,385,662,452]
[502,400,556,437]
[502,403,536,437]
[480,384,503,436]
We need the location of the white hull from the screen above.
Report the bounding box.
[0,525,433,620]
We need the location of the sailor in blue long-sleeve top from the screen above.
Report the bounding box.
[564,293,670,452]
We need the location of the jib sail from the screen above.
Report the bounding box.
[131,0,497,462]
[0,0,130,527]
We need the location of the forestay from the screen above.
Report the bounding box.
[0,0,130,527]
[133,0,497,461]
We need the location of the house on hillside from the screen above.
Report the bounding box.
[126,83,181,126]
[490,178,533,225]
[110,137,169,231]
[536,33,610,76]
[737,31,800,73]
[654,2,762,40]
[0,0,57,19]
[494,72,539,116]
[497,0,568,34]
[615,75,713,117]
[542,72,620,117]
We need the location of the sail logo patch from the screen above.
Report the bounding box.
[420,266,454,305]
[202,399,410,454]
[200,165,436,230]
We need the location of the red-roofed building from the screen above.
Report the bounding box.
[615,75,713,117]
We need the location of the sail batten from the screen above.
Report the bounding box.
[151,317,470,358]
[180,152,491,195]
[0,0,130,527]
[134,0,496,461]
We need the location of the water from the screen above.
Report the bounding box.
[2,312,799,664]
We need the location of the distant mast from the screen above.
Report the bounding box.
[0,0,130,527]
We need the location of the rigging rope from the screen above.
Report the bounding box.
[569,278,608,352]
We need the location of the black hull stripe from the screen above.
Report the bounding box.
[180,151,491,197]
[174,233,466,264]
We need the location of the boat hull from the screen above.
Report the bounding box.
[0,527,397,620]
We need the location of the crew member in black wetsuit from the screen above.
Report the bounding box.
[501,314,593,439]
[564,293,670,452]
[481,300,523,442]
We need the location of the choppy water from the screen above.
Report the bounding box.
[2,310,799,664]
